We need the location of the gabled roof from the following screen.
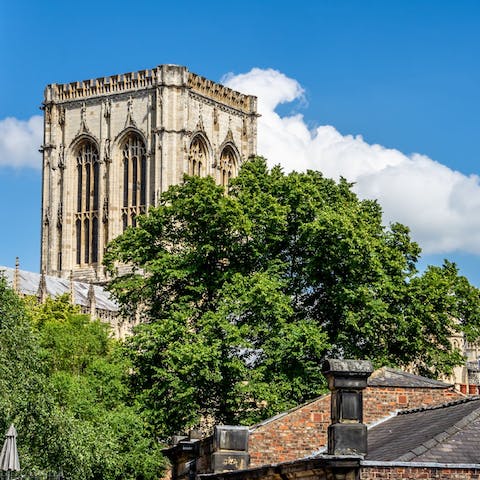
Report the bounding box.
[367,397,480,463]
[368,367,452,388]
[0,266,118,312]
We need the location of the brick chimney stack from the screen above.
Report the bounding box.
[322,359,373,457]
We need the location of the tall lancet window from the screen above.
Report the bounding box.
[75,140,100,265]
[189,136,208,176]
[219,146,237,187]
[122,133,147,230]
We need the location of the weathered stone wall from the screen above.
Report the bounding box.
[41,65,257,283]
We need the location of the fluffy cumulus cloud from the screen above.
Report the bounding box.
[3,71,480,255]
[223,68,480,255]
[0,116,43,169]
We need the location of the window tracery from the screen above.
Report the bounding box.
[122,133,147,231]
[219,146,237,186]
[75,140,100,265]
[189,136,208,176]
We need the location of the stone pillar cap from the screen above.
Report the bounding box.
[322,359,374,375]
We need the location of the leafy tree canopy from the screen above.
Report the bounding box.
[0,282,165,480]
[104,157,480,437]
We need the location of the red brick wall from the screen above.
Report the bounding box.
[363,386,462,424]
[248,395,331,466]
[361,466,480,479]
[248,386,463,467]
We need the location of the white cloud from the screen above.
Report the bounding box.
[223,68,480,255]
[4,73,480,255]
[0,116,43,169]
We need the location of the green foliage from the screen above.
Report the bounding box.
[0,282,165,480]
[33,298,166,480]
[39,311,110,374]
[28,294,79,327]
[0,276,43,433]
[104,157,480,437]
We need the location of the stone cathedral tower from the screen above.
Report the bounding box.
[41,65,258,283]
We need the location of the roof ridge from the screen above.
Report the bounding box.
[368,367,453,388]
[384,367,451,384]
[383,367,442,381]
[397,396,480,415]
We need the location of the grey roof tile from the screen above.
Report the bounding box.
[0,266,118,312]
[367,397,480,463]
[368,367,452,388]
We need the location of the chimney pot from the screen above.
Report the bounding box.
[322,359,373,457]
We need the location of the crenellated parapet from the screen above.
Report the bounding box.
[44,66,257,116]
[188,72,256,114]
[46,69,158,103]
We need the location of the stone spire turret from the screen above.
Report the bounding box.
[69,270,75,304]
[88,283,96,318]
[13,257,20,293]
[37,270,47,303]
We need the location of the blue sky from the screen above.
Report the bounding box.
[1,0,480,284]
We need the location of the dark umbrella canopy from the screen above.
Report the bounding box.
[0,425,20,472]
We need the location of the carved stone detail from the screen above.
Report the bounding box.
[196,114,205,133]
[77,102,90,134]
[58,144,65,169]
[41,64,257,288]
[103,197,109,223]
[45,105,52,124]
[103,98,111,118]
[104,138,111,162]
[242,116,248,137]
[224,128,234,143]
[57,202,63,227]
[125,95,136,127]
[58,106,65,125]
[44,207,51,225]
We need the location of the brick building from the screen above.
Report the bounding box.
[247,367,463,466]
[165,361,480,480]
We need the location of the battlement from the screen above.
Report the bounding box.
[188,72,256,113]
[45,65,256,113]
[47,68,158,102]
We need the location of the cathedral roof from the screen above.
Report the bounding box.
[0,266,118,312]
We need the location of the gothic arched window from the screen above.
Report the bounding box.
[75,140,100,265]
[122,133,147,230]
[219,146,237,186]
[189,136,208,176]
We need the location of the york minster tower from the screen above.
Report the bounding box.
[41,65,258,282]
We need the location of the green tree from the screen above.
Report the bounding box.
[0,282,165,480]
[104,157,480,437]
[29,296,166,480]
[0,275,44,438]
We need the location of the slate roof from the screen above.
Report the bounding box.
[367,367,452,388]
[367,397,480,463]
[0,266,118,312]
